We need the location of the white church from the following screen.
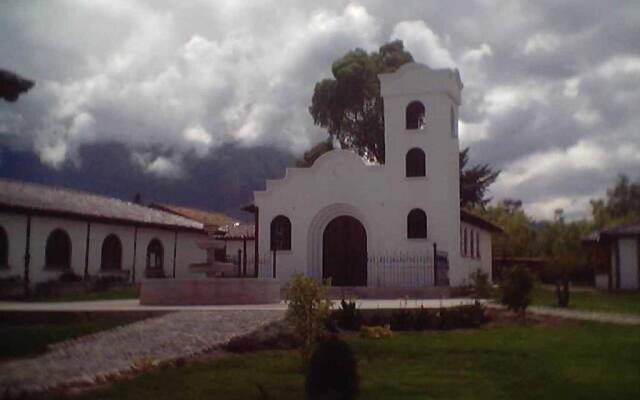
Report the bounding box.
[250,63,502,291]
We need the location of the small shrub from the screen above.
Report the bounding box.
[0,275,21,284]
[226,320,301,353]
[335,299,362,331]
[500,265,534,314]
[438,304,487,330]
[470,268,491,299]
[366,310,387,327]
[93,275,127,291]
[413,306,434,330]
[283,274,332,367]
[360,325,392,340]
[59,270,82,282]
[390,308,415,331]
[305,336,359,400]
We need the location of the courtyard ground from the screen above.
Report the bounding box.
[0,320,130,360]
[0,310,284,395]
[531,285,640,315]
[28,286,140,303]
[69,320,640,400]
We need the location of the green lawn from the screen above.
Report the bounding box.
[531,285,640,315]
[0,320,128,359]
[75,322,640,400]
[30,286,140,302]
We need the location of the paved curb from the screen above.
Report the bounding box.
[486,303,640,325]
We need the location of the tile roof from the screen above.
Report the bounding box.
[217,223,255,240]
[460,209,504,233]
[150,203,235,228]
[583,220,640,242]
[0,178,204,231]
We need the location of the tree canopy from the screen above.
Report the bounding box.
[309,40,413,163]
[0,69,34,102]
[590,174,640,228]
[307,40,499,208]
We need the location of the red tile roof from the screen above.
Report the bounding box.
[0,179,204,232]
[150,203,235,229]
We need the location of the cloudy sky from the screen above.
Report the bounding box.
[1,0,639,220]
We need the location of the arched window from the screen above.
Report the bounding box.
[146,239,164,270]
[407,209,427,239]
[0,226,8,267]
[406,148,426,177]
[463,228,468,257]
[450,106,457,137]
[45,229,71,269]
[101,234,122,270]
[470,229,475,258]
[270,215,291,251]
[406,101,425,130]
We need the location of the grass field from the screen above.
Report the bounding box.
[0,320,129,359]
[75,322,640,400]
[531,285,640,315]
[30,286,140,302]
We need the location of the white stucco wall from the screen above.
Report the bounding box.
[0,212,27,279]
[459,223,493,285]
[254,64,491,287]
[0,211,207,286]
[617,238,639,290]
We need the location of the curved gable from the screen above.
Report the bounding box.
[255,149,380,203]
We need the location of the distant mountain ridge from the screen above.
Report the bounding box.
[0,141,295,221]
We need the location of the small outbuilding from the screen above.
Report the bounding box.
[583,221,640,291]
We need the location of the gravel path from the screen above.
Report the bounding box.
[0,310,284,396]
[527,306,640,325]
[486,303,640,325]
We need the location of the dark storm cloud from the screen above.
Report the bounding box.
[1,0,639,219]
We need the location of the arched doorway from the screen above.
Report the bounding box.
[322,216,367,286]
[45,228,72,269]
[101,234,122,270]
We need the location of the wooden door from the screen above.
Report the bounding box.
[322,216,367,286]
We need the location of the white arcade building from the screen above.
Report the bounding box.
[250,63,501,290]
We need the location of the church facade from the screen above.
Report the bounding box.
[253,63,501,288]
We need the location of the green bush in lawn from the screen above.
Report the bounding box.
[390,308,415,331]
[335,299,362,331]
[470,268,492,299]
[306,336,359,400]
[283,274,332,367]
[438,304,487,330]
[385,305,487,331]
[500,265,534,314]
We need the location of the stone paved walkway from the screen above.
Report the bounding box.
[0,310,284,395]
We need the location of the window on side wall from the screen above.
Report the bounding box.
[407,209,428,239]
[405,148,426,177]
[270,215,292,251]
[463,228,468,257]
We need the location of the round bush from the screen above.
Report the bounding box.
[305,336,359,400]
